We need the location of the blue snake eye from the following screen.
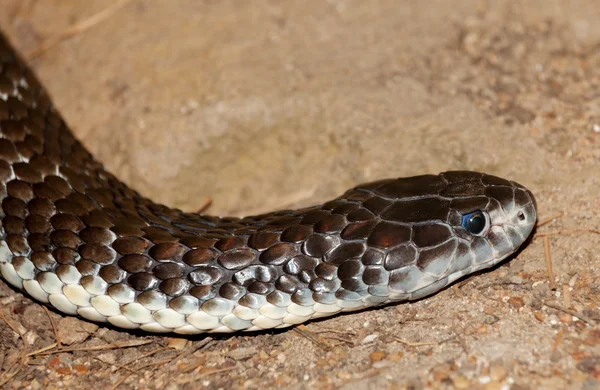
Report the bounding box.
[461,210,488,236]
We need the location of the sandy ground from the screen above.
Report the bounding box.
[1,0,600,389]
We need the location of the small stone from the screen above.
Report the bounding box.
[388,352,404,362]
[483,314,500,325]
[482,381,502,390]
[369,351,386,363]
[57,317,98,345]
[508,296,525,308]
[558,313,572,323]
[576,356,600,373]
[97,352,117,365]
[432,363,452,381]
[48,356,61,368]
[226,347,257,361]
[72,364,87,374]
[550,350,562,362]
[509,275,523,284]
[547,314,559,325]
[259,350,269,360]
[584,329,600,346]
[336,371,352,380]
[361,334,378,344]
[166,337,189,350]
[533,311,545,322]
[489,364,508,381]
[483,305,499,315]
[331,346,348,360]
[55,367,71,375]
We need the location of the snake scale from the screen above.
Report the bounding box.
[0,32,537,334]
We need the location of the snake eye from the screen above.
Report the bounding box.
[461,210,488,236]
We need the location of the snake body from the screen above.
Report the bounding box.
[0,32,537,334]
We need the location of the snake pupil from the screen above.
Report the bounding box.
[461,211,487,235]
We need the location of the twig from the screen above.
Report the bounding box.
[563,284,571,309]
[26,0,133,60]
[313,329,357,336]
[536,212,563,227]
[0,312,22,335]
[395,336,455,347]
[293,326,331,351]
[29,339,154,356]
[43,306,62,350]
[27,343,58,357]
[543,301,595,325]
[110,358,172,390]
[163,337,214,371]
[195,196,213,213]
[319,335,354,345]
[176,366,238,385]
[543,237,556,290]
[0,312,28,387]
[535,228,600,237]
[116,347,171,370]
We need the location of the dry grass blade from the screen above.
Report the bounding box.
[563,284,571,309]
[110,358,173,390]
[195,196,213,213]
[29,339,154,357]
[26,0,134,60]
[543,301,595,325]
[43,306,62,350]
[395,336,455,347]
[313,329,357,336]
[543,236,556,290]
[293,326,331,351]
[163,337,214,371]
[535,228,600,237]
[0,312,28,387]
[536,212,564,227]
[27,343,58,357]
[116,347,172,370]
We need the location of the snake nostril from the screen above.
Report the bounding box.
[517,211,525,222]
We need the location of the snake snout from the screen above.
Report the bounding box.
[511,182,537,226]
[501,182,537,247]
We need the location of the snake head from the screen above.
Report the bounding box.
[352,170,537,301]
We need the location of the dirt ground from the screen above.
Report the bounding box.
[1,0,600,389]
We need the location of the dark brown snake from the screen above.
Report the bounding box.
[0,32,537,334]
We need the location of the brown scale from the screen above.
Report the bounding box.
[0,32,534,316]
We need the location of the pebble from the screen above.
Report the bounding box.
[451,374,471,389]
[489,364,508,381]
[361,334,378,344]
[166,337,189,350]
[226,347,257,361]
[482,381,503,390]
[508,296,525,309]
[533,311,545,322]
[258,350,269,360]
[57,317,98,345]
[369,351,386,363]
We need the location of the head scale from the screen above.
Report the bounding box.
[351,170,537,301]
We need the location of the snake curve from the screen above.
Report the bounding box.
[0,32,537,334]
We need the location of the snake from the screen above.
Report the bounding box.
[0,31,537,334]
